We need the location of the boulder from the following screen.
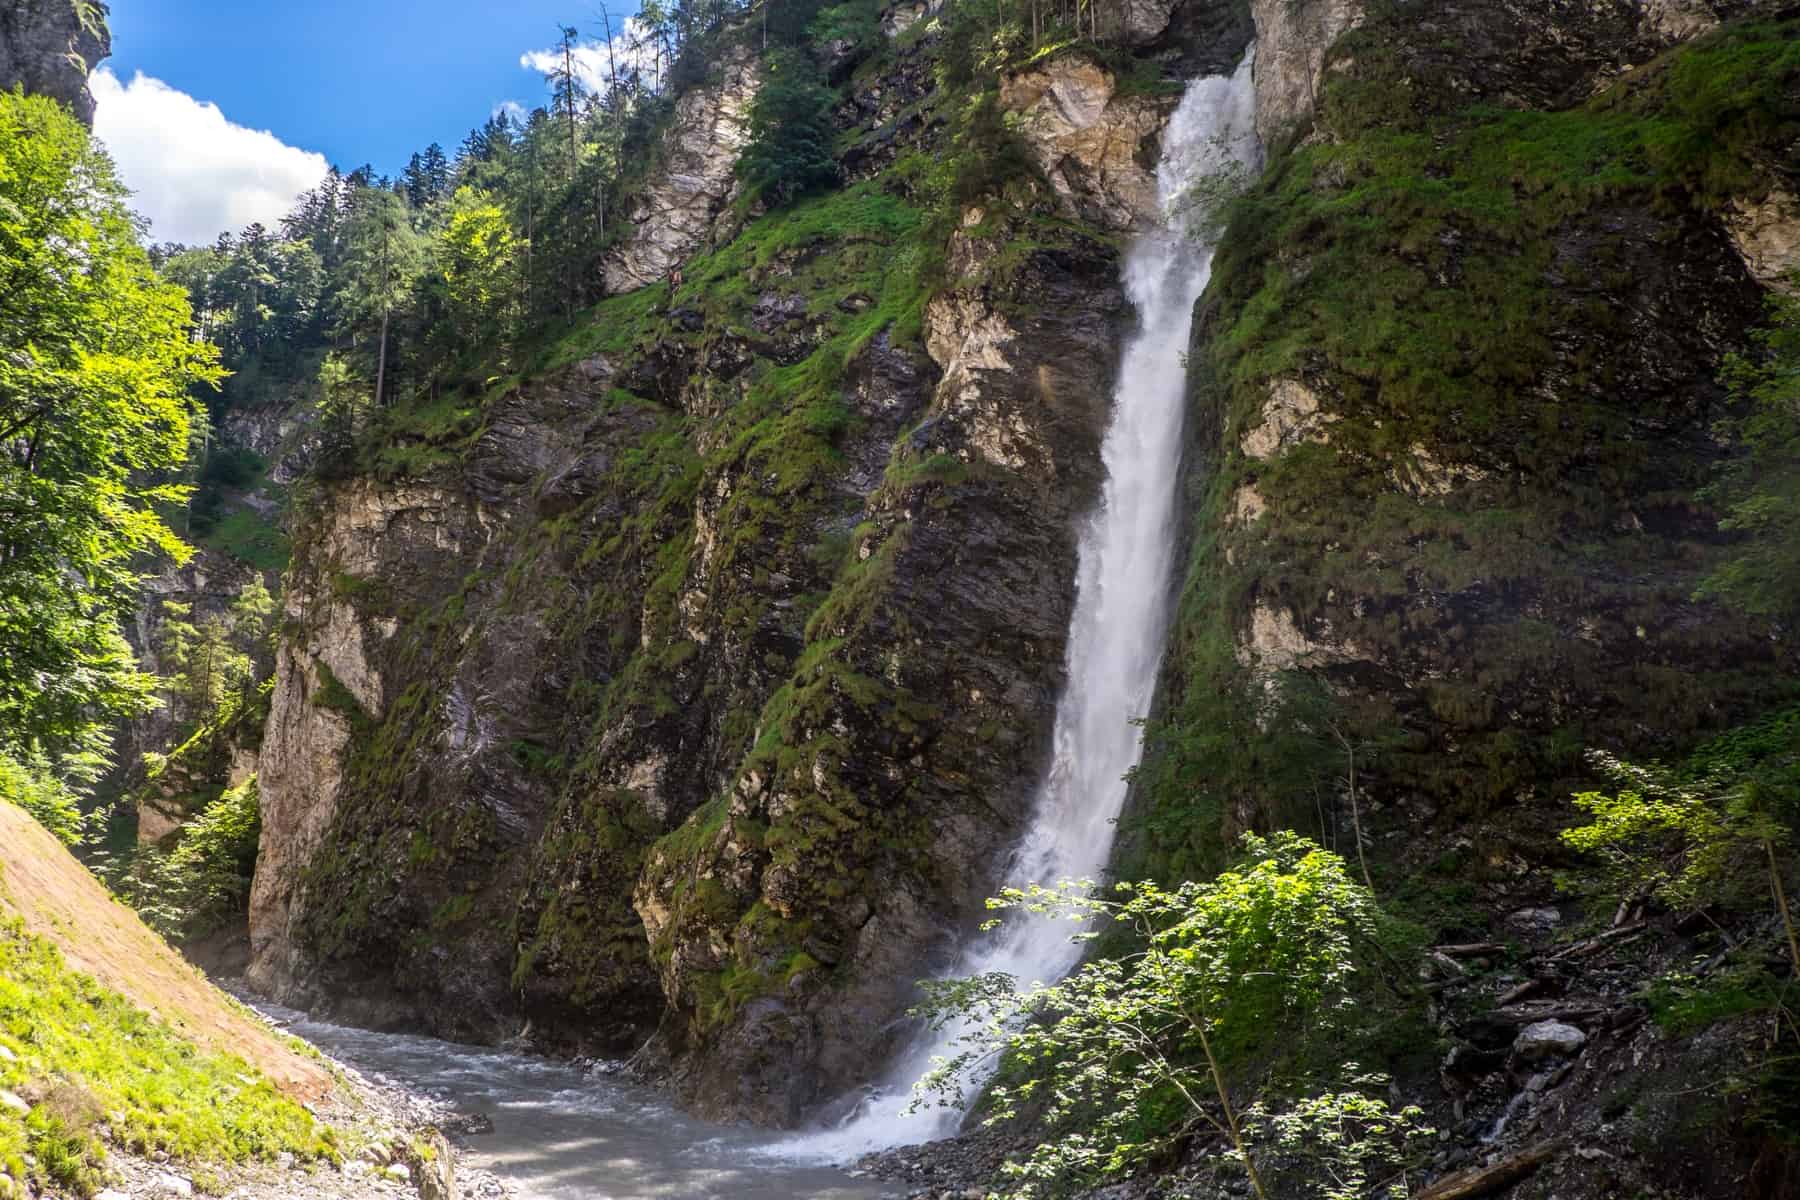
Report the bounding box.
[1514,1020,1587,1060]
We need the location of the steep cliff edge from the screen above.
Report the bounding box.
[1120,0,1800,1189]
[0,0,108,123]
[244,29,1220,1121]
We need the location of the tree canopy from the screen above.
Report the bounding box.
[0,90,221,800]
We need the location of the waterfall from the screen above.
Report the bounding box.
[779,50,1262,1162]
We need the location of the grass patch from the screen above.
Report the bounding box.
[0,918,336,1197]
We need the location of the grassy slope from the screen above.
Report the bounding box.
[0,805,335,1196]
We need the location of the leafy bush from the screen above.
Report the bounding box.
[0,753,87,846]
[111,778,262,943]
[912,834,1428,1199]
[1562,705,1800,974]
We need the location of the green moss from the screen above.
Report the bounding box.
[199,505,290,573]
[308,661,368,730]
[1132,17,1800,878]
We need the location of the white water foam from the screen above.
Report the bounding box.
[775,49,1263,1163]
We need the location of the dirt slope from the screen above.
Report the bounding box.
[0,804,329,1099]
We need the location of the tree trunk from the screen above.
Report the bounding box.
[1196,1020,1269,1200]
[374,306,390,410]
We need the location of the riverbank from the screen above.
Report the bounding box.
[37,992,507,1200]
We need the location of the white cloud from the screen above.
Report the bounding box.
[91,68,330,247]
[520,19,663,100]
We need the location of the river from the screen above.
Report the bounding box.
[261,1004,893,1200]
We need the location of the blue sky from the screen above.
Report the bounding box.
[94,0,640,244]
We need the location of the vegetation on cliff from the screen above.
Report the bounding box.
[0,88,221,844]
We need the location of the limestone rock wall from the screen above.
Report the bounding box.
[0,0,108,123]
[601,48,761,294]
[1000,56,1178,231]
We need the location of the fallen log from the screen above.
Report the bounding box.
[1417,1141,1563,1200]
[1545,922,1646,961]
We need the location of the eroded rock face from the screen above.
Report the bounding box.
[0,0,109,123]
[602,49,761,294]
[1249,0,1362,144]
[1000,56,1176,231]
[248,481,468,1008]
[635,211,1129,1125]
[1724,189,1800,288]
[1139,0,1799,873]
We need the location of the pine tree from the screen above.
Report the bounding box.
[736,48,839,206]
[335,189,424,409]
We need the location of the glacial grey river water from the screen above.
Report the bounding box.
[263,1005,892,1200]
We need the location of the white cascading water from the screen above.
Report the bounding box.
[779,50,1262,1163]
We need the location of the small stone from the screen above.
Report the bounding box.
[276,1151,295,1170]
[96,1191,131,1200]
[0,1091,27,1115]
[384,1163,412,1182]
[1514,1019,1587,1060]
[1508,907,1561,928]
[0,1043,16,1063]
[153,1174,195,1197]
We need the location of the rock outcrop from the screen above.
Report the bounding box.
[1140,0,1800,886]
[601,48,761,294]
[635,207,1129,1123]
[1000,56,1177,231]
[0,0,109,123]
[1249,0,1361,143]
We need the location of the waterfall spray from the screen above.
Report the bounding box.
[781,50,1262,1161]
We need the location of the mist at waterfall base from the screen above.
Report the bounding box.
[776,52,1262,1164]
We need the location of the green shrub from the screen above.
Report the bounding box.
[111,778,262,942]
[914,834,1427,1199]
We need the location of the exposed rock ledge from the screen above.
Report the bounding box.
[1724,188,1800,289]
[0,0,110,124]
[601,47,761,293]
[247,482,468,1004]
[1000,56,1177,232]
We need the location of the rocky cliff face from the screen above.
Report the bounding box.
[246,0,1796,1161]
[1139,0,1799,857]
[0,0,108,123]
[247,27,1178,1108]
[1125,0,1800,1188]
[602,48,762,293]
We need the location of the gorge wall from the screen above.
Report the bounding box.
[233,0,1799,1170]
[0,0,108,124]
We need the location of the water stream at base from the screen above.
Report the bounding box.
[775,51,1263,1163]
[261,1005,889,1200]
